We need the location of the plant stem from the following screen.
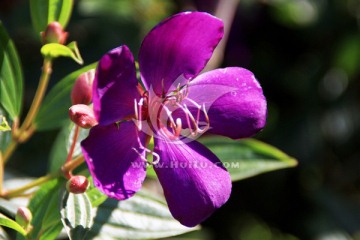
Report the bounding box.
[66,125,80,164]
[3,58,53,164]
[3,173,59,199]
[0,152,3,194]
[62,125,80,179]
[2,140,17,164]
[62,155,84,175]
[2,155,85,199]
[19,58,52,135]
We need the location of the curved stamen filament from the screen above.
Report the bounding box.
[176,102,210,137]
[133,134,160,165]
[134,98,144,131]
[134,99,138,120]
[132,147,160,165]
[158,103,184,140]
[175,118,182,137]
[161,103,176,128]
[184,97,201,124]
[137,98,144,130]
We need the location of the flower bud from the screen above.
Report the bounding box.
[41,22,68,45]
[71,70,95,105]
[66,175,89,194]
[16,207,32,231]
[69,104,98,128]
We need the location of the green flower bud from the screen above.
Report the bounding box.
[41,22,68,45]
[16,207,32,232]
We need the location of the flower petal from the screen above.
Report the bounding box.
[139,12,224,96]
[93,46,140,126]
[81,122,147,200]
[178,67,267,139]
[153,137,231,227]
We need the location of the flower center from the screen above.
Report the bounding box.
[133,86,210,141]
[132,86,210,165]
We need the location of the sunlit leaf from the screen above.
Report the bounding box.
[87,189,199,239]
[27,178,64,239]
[86,184,107,208]
[0,116,10,132]
[41,42,83,64]
[200,137,297,181]
[66,42,83,64]
[0,213,26,236]
[34,63,97,131]
[48,121,70,172]
[30,0,74,33]
[0,108,11,152]
[0,22,23,120]
[61,192,93,240]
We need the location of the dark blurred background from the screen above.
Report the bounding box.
[1,0,360,239]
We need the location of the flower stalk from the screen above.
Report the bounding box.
[0,152,3,194]
[3,58,53,164]
[2,173,58,199]
[18,58,52,136]
[62,125,81,179]
[2,155,85,199]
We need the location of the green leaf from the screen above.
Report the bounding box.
[27,178,64,239]
[41,42,83,64]
[66,42,83,64]
[200,137,298,182]
[30,0,74,33]
[88,189,199,239]
[0,213,26,236]
[34,63,97,131]
[86,186,107,208]
[48,121,89,172]
[39,223,63,240]
[0,116,10,131]
[61,192,93,240]
[0,108,11,152]
[48,121,70,172]
[0,22,23,120]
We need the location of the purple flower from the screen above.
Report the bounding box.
[81,12,267,227]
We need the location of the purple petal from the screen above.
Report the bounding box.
[93,46,140,126]
[153,137,231,227]
[81,122,147,200]
[179,67,267,139]
[139,12,224,96]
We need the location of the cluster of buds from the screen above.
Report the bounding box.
[65,70,96,193]
[69,69,98,128]
[41,22,68,45]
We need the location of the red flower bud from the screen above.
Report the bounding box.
[71,70,95,105]
[41,22,68,45]
[16,207,32,231]
[66,175,89,194]
[69,104,98,128]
